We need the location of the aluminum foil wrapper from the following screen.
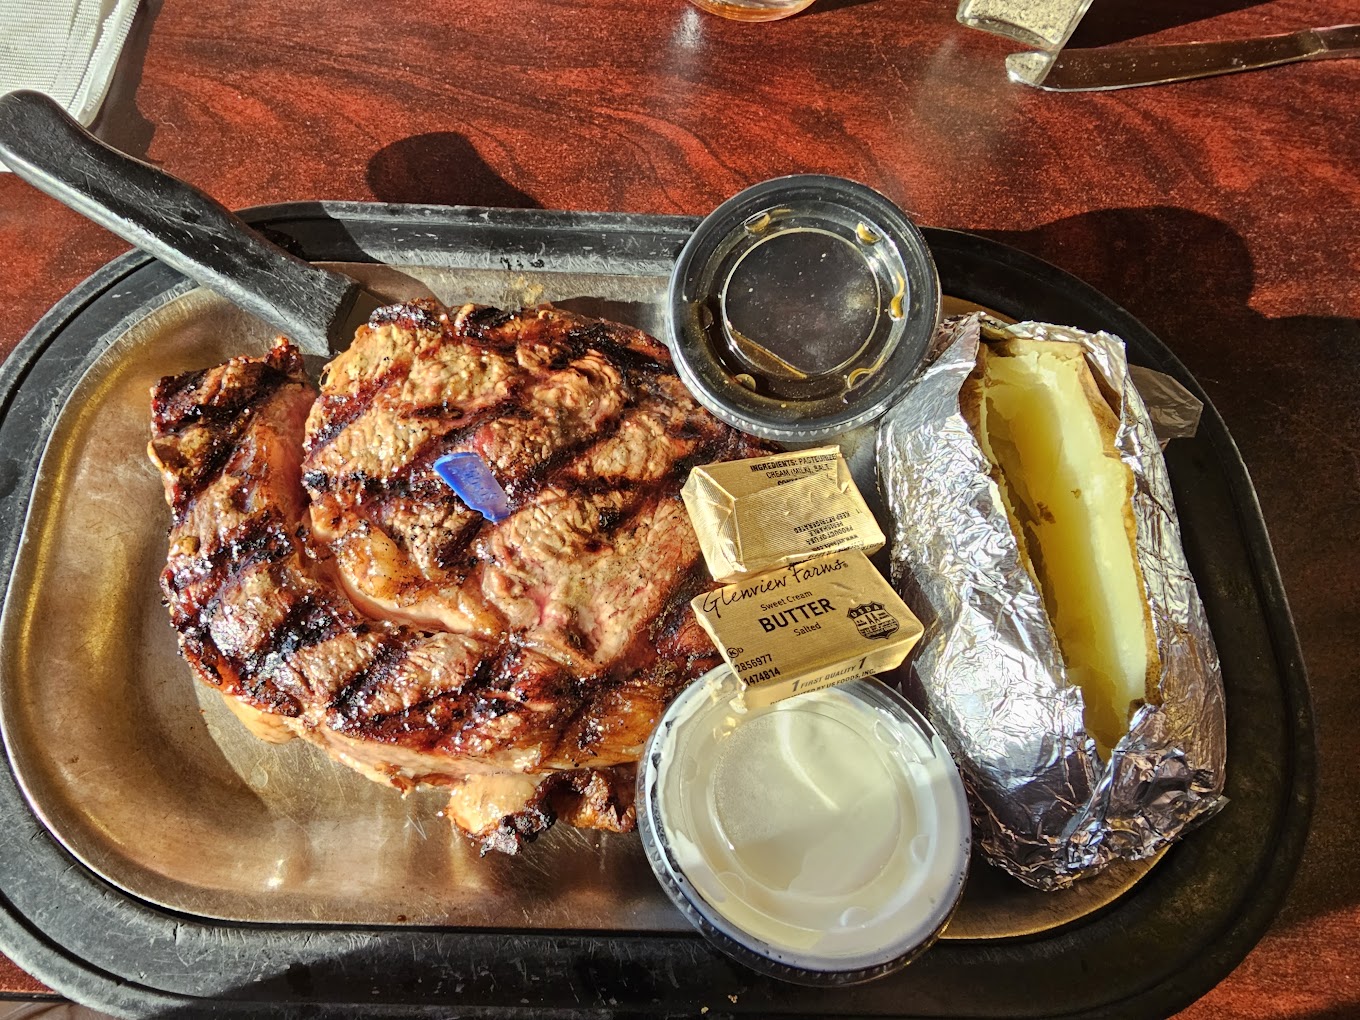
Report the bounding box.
[877,314,1227,890]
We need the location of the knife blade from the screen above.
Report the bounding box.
[1007,24,1360,92]
[0,90,384,357]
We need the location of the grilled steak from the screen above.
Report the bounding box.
[149,302,771,852]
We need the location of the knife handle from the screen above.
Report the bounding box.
[0,90,359,356]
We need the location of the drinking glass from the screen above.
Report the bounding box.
[687,0,816,22]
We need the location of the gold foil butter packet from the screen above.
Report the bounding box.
[680,447,885,583]
[689,550,923,708]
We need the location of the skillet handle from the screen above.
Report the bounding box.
[0,90,362,356]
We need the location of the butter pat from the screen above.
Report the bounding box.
[690,550,923,708]
[681,447,886,582]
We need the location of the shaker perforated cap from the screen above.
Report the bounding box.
[667,176,940,442]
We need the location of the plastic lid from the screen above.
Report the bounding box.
[667,175,940,442]
[637,667,970,985]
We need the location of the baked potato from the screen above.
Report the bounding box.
[960,338,1160,757]
[877,314,1226,889]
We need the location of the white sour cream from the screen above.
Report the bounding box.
[641,667,970,977]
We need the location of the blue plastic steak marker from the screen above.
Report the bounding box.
[433,452,512,522]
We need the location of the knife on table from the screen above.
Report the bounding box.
[1008,24,1360,92]
[0,89,383,358]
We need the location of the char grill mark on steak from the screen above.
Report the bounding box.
[149,349,308,520]
[457,304,520,337]
[150,341,319,716]
[325,637,415,721]
[310,394,525,503]
[647,561,718,660]
[369,301,446,333]
[305,305,455,453]
[233,590,350,699]
[149,368,211,429]
[330,642,582,777]
[160,510,296,608]
[150,305,777,850]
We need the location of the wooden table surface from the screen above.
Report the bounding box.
[0,0,1355,1015]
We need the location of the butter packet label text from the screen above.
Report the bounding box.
[690,550,923,708]
[681,447,885,583]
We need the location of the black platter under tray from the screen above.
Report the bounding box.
[0,203,1313,1018]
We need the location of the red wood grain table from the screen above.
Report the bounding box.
[1,0,1356,1015]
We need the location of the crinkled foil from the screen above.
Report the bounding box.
[877,314,1227,890]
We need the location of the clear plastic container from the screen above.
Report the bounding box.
[637,666,970,985]
[667,175,940,442]
[688,0,816,21]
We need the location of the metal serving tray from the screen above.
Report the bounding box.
[0,204,1313,1018]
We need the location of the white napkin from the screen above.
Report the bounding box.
[0,0,140,144]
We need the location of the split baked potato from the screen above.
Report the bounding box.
[961,338,1160,757]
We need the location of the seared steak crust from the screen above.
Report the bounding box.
[149,303,771,851]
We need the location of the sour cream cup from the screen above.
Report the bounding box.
[637,665,970,985]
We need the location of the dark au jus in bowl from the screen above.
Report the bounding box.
[667,175,940,442]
